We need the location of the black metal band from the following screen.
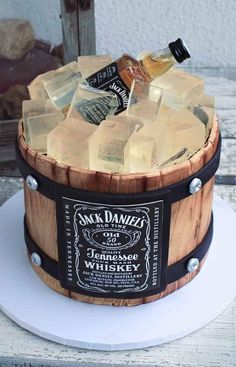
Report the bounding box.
[25,213,213,293]
[15,135,221,204]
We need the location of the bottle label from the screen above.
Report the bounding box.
[86,62,130,114]
[57,192,171,299]
[75,95,116,125]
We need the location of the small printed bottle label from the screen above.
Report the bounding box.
[75,95,116,125]
[57,195,170,298]
[86,62,130,114]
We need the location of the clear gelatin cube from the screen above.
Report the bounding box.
[28,113,60,153]
[127,79,162,122]
[170,123,205,157]
[191,106,215,140]
[195,95,215,108]
[122,80,163,172]
[47,117,96,169]
[158,147,191,168]
[152,68,204,110]
[204,107,215,139]
[43,61,82,111]
[124,134,157,173]
[23,99,64,153]
[89,118,139,173]
[156,107,205,165]
[77,55,112,78]
[28,69,57,100]
[67,83,118,125]
[189,96,215,140]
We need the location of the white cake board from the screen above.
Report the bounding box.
[0,191,235,351]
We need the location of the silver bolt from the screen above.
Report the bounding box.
[189,178,202,194]
[26,175,38,191]
[186,258,200,273]
[31,252,42,267]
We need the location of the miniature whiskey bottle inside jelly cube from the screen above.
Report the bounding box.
[43,61,82,112]
[152,68,204,110]
[23,99,64,153]
[67,83,119,125]
[78,55,112,78]
[47,117,97,169]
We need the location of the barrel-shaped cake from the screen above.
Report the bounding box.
[16,116,220,306]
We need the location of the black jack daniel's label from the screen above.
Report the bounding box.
[75,95,116,125]
[86,62,130,114]
[57,196,170,298]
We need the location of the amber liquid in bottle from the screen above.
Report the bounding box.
[140,47,177,78]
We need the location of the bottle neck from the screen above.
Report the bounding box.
[150,46,176,63]
[140,46,177,79]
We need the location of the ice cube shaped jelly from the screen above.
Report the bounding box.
[67,83,118,125]
[189,95,215,139]
[156,107,205,166]
[47,117,96,169]
[23,99,64,153]
[28,69,57,100]
[89,118,139,173]
[123,80,163,172]
[152,68,204,110]
[43,62,82,112]
[78,55,112,78]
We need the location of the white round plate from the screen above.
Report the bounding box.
[0,191,235,351]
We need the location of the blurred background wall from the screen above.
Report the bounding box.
[0,0,235,67]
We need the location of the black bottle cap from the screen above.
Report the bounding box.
[168,38,191,63]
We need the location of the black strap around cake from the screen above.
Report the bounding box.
[15,135,221,204]
[24,213,213,288]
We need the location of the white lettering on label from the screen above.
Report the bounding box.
[87,248,139,261]
[84,261,140,272]
[109,82,129,107]
[78,210,146,228]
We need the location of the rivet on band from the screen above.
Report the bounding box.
[189,178,202,194]
[26,175,39,191]
[186,258,200,273]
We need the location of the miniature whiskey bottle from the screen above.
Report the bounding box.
[86,38,190,114]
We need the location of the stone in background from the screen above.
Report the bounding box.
[1,85,29,120]
[0,19,35,60]
[0,18,63,119]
